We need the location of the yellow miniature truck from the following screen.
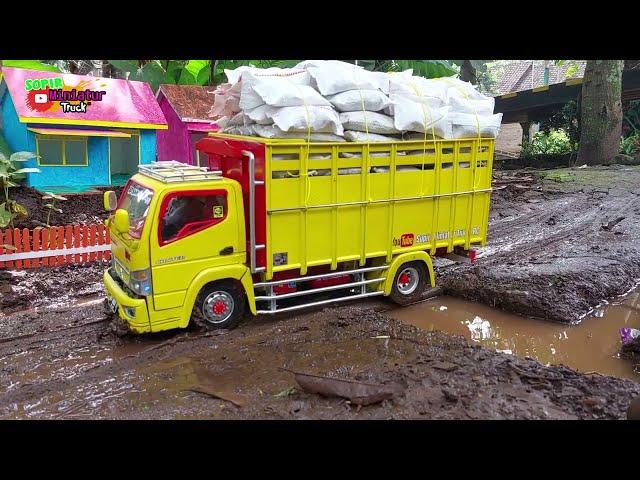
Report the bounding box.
[102,133,493,334]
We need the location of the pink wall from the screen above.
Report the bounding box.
[156,95,191,163]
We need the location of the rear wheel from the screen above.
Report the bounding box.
[192,280,245,330]
[389,261,428,305]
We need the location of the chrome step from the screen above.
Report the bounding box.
[256,290,385,314]
[254,264,387,314]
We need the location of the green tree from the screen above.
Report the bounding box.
[109,60,215,91]
[577,60,624,165]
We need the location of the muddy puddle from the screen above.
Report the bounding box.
[0,294,105,318]
[389,288,640,381]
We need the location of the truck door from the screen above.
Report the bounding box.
[150,187,243,311]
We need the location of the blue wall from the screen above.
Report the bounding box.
[1,92,35,155]
[140,129,157,164]
[1,92,159,188]
[25,133,110,188]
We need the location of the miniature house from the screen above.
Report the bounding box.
[155,84,219,166]
[0,67,167,191]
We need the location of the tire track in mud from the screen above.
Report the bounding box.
[441,168,640,323]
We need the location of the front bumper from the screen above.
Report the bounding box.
[103,269,152,333]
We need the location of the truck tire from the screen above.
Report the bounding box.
[389,261,428,306]
[191,280,245,330]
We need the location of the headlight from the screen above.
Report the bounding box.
[130,269,152,296]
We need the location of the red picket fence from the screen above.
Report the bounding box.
[0,224,112,270]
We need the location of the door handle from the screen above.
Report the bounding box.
[220,246,234,255]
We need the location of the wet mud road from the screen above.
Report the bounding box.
[1,302,638,420]
[1,166,640,419]
[441,166,640,323]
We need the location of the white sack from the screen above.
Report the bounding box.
[239,71,322,111]
[344,131,398,142]
[246,104,275,124]
[449,95,495,116]
[392,99,451,138]
[387,93,443,116]
[340,111,399,134]
[439,77,488,101]
[270,106,344,135]
[225,66,310,86]
[370,71,391,95]
[304,61,382,96]
[228,111,253,126]
[253,81,330,108]
[389,74,449,106]
[224,125,257,136]
[252,124,345,142]
[209,82,242,118]
[449,112,503,139]
[402,132,443,141]
[328,89,390,112]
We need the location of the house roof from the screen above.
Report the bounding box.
[0,67,167,129]
[496,61,586,95]
[157,84,218,123]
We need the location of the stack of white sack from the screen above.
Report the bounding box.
[387,73,502,139]
[211,66,343,138]
[300,60,399,142]
[211,61,502,142]
[439,77,502,139]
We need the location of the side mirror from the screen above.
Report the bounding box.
[113,209,130,234]
[104,190,117,212]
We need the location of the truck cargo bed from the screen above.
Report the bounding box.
[196,133,494,281]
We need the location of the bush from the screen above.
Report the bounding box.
[538,101,580,149]
[521,129,575,158]
[0,152,41,228]
[620,133,640,156]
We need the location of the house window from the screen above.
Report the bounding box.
[36,136,88,166]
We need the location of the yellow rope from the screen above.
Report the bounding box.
[292,83,312,206]
[351,68,372,201]
[436,77,483,146]
[409,80,437,195]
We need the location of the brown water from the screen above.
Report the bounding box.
[389,288,640,382]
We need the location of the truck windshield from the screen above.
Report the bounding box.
[118,181,154,238]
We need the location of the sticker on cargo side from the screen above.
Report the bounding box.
[416,234,429,244]
[213,206,224,218]
[273,252,288,266]
[472,227,480,235]
[393,234,414,247]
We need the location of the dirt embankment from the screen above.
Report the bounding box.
[440,166,640,323]
[0,303,637,420]
[6,186,123,230]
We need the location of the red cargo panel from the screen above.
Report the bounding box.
[195,137,267,269]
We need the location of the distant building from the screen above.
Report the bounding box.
[155,84,219,166]
[493,61,586,96]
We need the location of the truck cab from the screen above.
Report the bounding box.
[103,161,255,333]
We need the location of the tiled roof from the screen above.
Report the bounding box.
[496,61,586,95]
[157,84,217,122]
